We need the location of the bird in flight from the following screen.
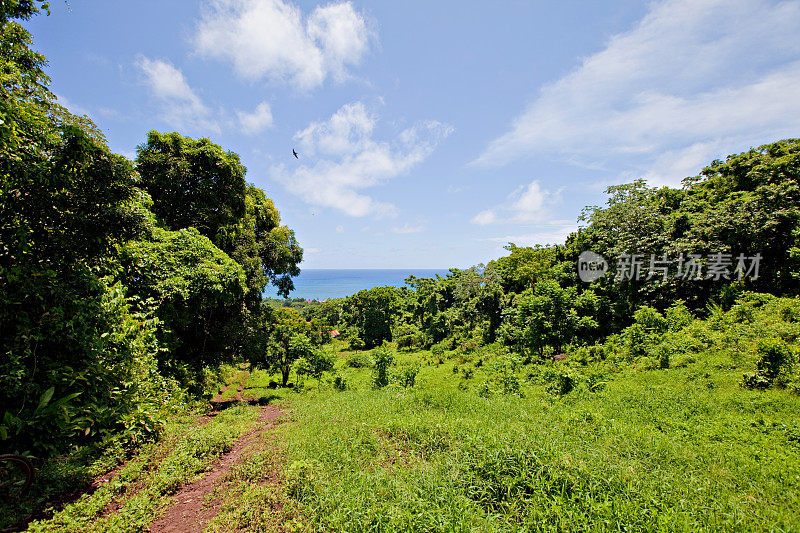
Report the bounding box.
[292,149,299,159]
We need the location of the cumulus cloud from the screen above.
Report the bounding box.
[193,0,373,90]
[54,94,92,117]
[484,225,578,247]
[392,222,425,234]
[236,101,274,134]
[473,0,800,185]
[486,223,578,246]
[135,56,219,133]
[271,102,452,217]
[471,180,559,225]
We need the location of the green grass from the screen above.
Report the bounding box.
[202,418,302,532]
[261,344,800,532]
[25,405,261,532]
[219,370,250,401]
[21,304,800,532]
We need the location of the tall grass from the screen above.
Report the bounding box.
[273,340,800,531]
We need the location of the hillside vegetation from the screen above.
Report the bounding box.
[3,3,800,531]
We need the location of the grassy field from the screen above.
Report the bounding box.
[261,342,800,531]
[12,334,800,532]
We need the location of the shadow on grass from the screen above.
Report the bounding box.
[210,394,283,412]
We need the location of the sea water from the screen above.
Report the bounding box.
[263,268,452,301]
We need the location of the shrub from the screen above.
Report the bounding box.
[743,338,794,389]
[394,324,423,351]
[665,300,693,331]
[482,354,523,396]
[349,336,366,351]
[548,372,574,396]
[332,376,347,391]
[395,365,420,388]
[345,352,371,368]
[305,349,335,378]
[573,344,607,365]
[372,343,395,389]
[459,336,481,353]
[431,342,448,356]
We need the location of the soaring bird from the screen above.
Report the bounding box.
[292,149,299,159]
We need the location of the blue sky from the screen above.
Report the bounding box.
[25,0,800,268]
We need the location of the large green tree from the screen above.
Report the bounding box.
[256,307,314,386]
[135,132,302,300]
[502,280,599,358]
[118,225,248,380]
[341,286,403,348]
[0,7,165,454]
[569,139,800,331]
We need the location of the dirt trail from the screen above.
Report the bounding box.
[148,404,285,533]
[210,372,250,409]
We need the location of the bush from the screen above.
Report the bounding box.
[305,349,335,378]
[572,344,607,365]
[458,336,481,353]
[372,343,395,389]
[345,352,371,368]
[743,338,794,389]
[332,375,347,391]
[0,278,176,455]
[481,354,523,396]
[394,324,423,351]
[394,365,420,388]
[665,301,693,331]
[349,337,366,351]
[430,342,448,356]
[548,372,574,396]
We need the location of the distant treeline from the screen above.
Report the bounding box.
[301,138,800,364]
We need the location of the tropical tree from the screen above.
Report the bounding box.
[118,225,248,380]
[0,6,164,454]
[341,287,402,348]
[136,133,303,299]
[502,280,599,358]
[259,308,314,386]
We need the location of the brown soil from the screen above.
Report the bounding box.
[148,404,285,533]
[211,382,232,404]
[210,372,250,410]
[236,373,249,402]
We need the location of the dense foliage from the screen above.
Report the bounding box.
[305,138,800,390]
[0,7,302,455]
[5,8,800,525]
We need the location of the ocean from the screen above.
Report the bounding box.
[263,268,452,301]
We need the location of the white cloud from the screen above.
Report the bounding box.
[271,102,453,217]
[336,225,345,233]
[392,223,425,234]
[55,94,92,117]
[472,210,496,226]
[236,101,274,134]
[473,0,800,185]
[135,56,220,133]
[193,0,372,90]
[471,180,559,225]
[484,225,578,247]
[294,100,375,156]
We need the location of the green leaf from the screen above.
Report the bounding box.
[37,386,55,411]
